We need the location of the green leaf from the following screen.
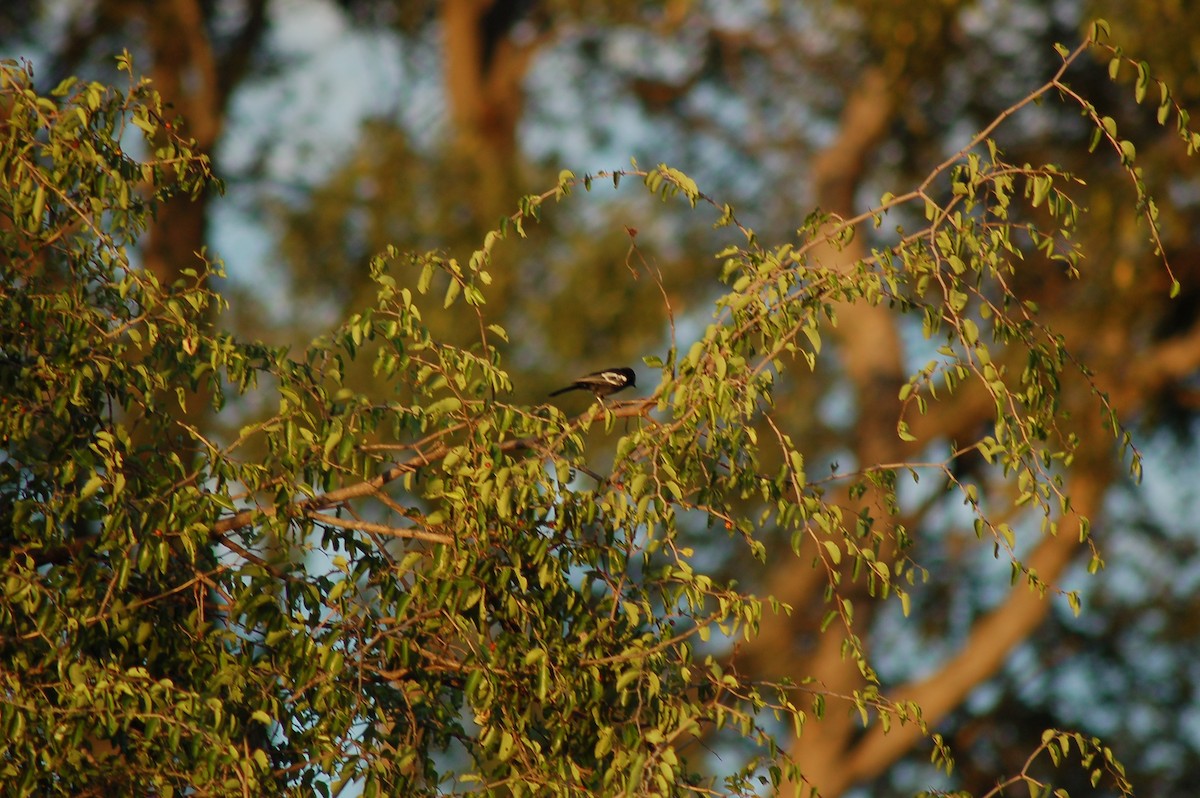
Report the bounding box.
[425,396,462,417]
[1135,60,1150,103]
[822,540,842,565]
[444,278,462,308]
[80,473,104,499]
[417,262,434,293]
[497,731,516,761]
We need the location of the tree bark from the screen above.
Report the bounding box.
[141,0,224,284]
[441,0,537,217]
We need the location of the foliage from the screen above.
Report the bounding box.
[0,20,1194,795]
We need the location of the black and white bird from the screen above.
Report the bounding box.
[548,367,637,401]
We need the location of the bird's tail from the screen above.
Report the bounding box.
[548,385,578,397]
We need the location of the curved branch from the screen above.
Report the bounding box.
[842,475,1103,786]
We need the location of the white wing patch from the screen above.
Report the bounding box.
[594,371,627,386]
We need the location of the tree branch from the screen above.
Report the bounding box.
[16,399,658,567]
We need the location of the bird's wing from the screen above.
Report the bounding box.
[582,371,628,388]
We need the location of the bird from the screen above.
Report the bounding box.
[548,367,637,402]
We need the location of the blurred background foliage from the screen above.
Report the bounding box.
[5,1,1200,795]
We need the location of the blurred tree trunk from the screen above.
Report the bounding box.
[142,0,222,284]
[783,65,910,796]
[146,0,268,285]
[441,0,537,219]
[49,0,268,285]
